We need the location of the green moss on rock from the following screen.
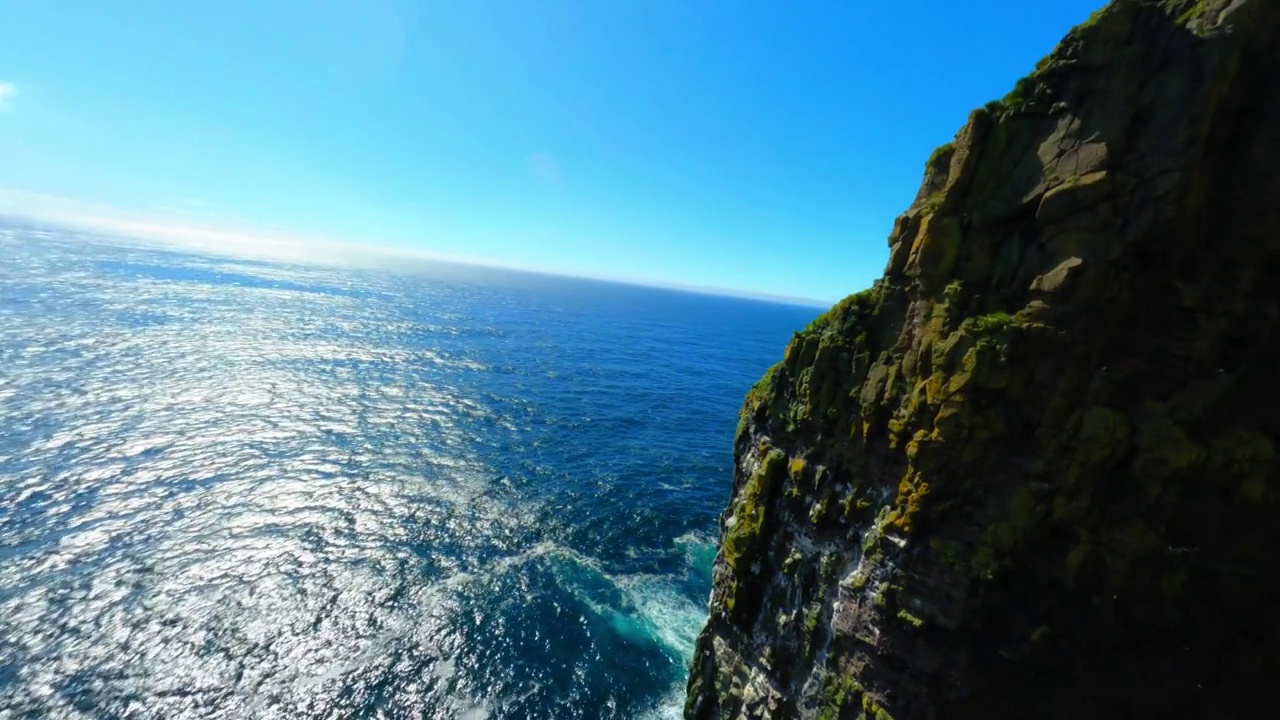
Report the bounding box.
[688,1,1280,717]
[722,449,787,570]
[897,609,926,629]
[816,673,865,720]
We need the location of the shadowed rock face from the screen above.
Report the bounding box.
[685,1,1280,718]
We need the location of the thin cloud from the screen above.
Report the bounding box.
[0,188,336,262]
[0,189,832,305]
[527,152,562,185]
[0,82,15,109]
[0,188,547,271]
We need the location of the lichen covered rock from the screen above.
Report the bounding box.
[687,0,1280,717]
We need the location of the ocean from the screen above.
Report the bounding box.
[0,227,819,719]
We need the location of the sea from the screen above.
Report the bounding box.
[0,226,820,719]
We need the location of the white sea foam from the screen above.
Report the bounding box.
[613,575,706,658]
[456,702,491,719]
[0,230,805,719]
[639,689,689,720]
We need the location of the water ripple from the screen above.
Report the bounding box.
[0,228,816,718]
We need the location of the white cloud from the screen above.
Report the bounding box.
[0,188,830,305]
[0,188,541,271]
[0,188,343,263]
[0,82,15,109]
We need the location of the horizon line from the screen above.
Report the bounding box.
[0,205,837,309]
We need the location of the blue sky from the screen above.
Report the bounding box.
[0,0,1102,303]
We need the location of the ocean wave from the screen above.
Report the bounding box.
[0,229,812,718]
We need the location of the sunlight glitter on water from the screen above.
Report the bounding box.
[0,229,818,718]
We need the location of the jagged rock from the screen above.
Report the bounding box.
[686,0,1280,717]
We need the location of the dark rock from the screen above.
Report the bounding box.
[687,1,1280,717]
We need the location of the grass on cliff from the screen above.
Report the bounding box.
[971,311,1013,334]
[1172,0,1210,25]
[804,284,883,337]
[926,142,954,173]
[984,3,1115,115]
[721,448,786,570]
[737,361,782,438]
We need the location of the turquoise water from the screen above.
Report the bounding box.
[0,227,818,719]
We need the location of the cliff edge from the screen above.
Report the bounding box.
[686,0,1280,717]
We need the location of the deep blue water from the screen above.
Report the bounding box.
[0,227,819,719]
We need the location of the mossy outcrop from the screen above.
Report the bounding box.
[687,0,1280,717]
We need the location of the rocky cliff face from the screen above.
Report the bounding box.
[685,1,1280,717]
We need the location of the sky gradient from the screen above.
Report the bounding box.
[0,0,1103,303]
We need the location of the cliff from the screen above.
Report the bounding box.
[685,0,1280,717]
